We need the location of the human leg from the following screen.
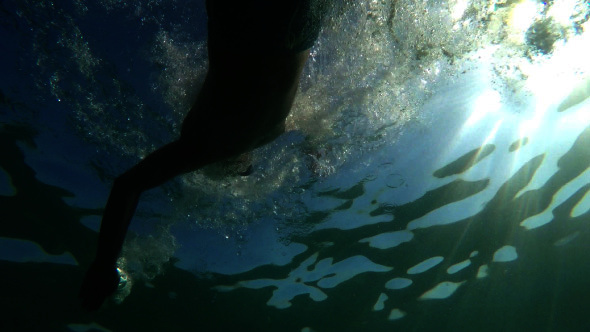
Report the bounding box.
[80,139,218,310]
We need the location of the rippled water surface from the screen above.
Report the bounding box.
[1,0,590,331]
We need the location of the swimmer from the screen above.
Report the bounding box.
[79,0,329,310]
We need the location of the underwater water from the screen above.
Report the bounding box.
[2,0,590,331]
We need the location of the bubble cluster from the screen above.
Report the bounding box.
[153,0,524,233]
[120,227,177,281]
[290,0,491,168]
[475,0,590,105]
[150,30,208,135]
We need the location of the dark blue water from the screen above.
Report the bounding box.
[2,0,590,331]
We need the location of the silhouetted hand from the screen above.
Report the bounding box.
[79,260,120,311]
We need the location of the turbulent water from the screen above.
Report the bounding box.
[1,0,590,331]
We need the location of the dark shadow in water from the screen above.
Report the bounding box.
[0,122,388,331]
[0,125,99,265]
[0,124,292,331]
[433,144,495,178]
[509,137,529,152]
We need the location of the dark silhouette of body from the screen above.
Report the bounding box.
[79,0,325,310]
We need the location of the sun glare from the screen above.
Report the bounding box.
[451,0,470,21]
[465,89,502,127]
[508,0,541,43]
[524,20,590,111]
[548,0,579,25]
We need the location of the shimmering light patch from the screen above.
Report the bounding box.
[520,211,553,230]
[523,22,590,112]
[481,119,504,147]
[571,189,590,218]
[373,293,389,311]
[315,210,391,231]
[558,77,590,112]
[67,322,111,332]
[385,278,413,290]
[451,0,470,21]
[477,265,489,279]
[465,89,502,127]
[419,281,466,300]
[407,256,444,274]
[514,109,548,150]
[470,251,479,258]
[548,0,579,25]
[287,0,496,213]
[388,308,407,321]
[0,237,77,265]
[554,231,580,247]
[508,0,541,43]
[236,278,328,309]
[304,195,348,213]
[556,94,590,133]
[407,195,485,230]
[215,253,391,309]
[315,256,392,288]
[0,167,15,196]
[493,245,518,262]
[359,231,414,249]
[521,168,590,229]
[447,259,471,274]
[513,114,590,201]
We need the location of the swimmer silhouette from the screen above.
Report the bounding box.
[79,0,327,310]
